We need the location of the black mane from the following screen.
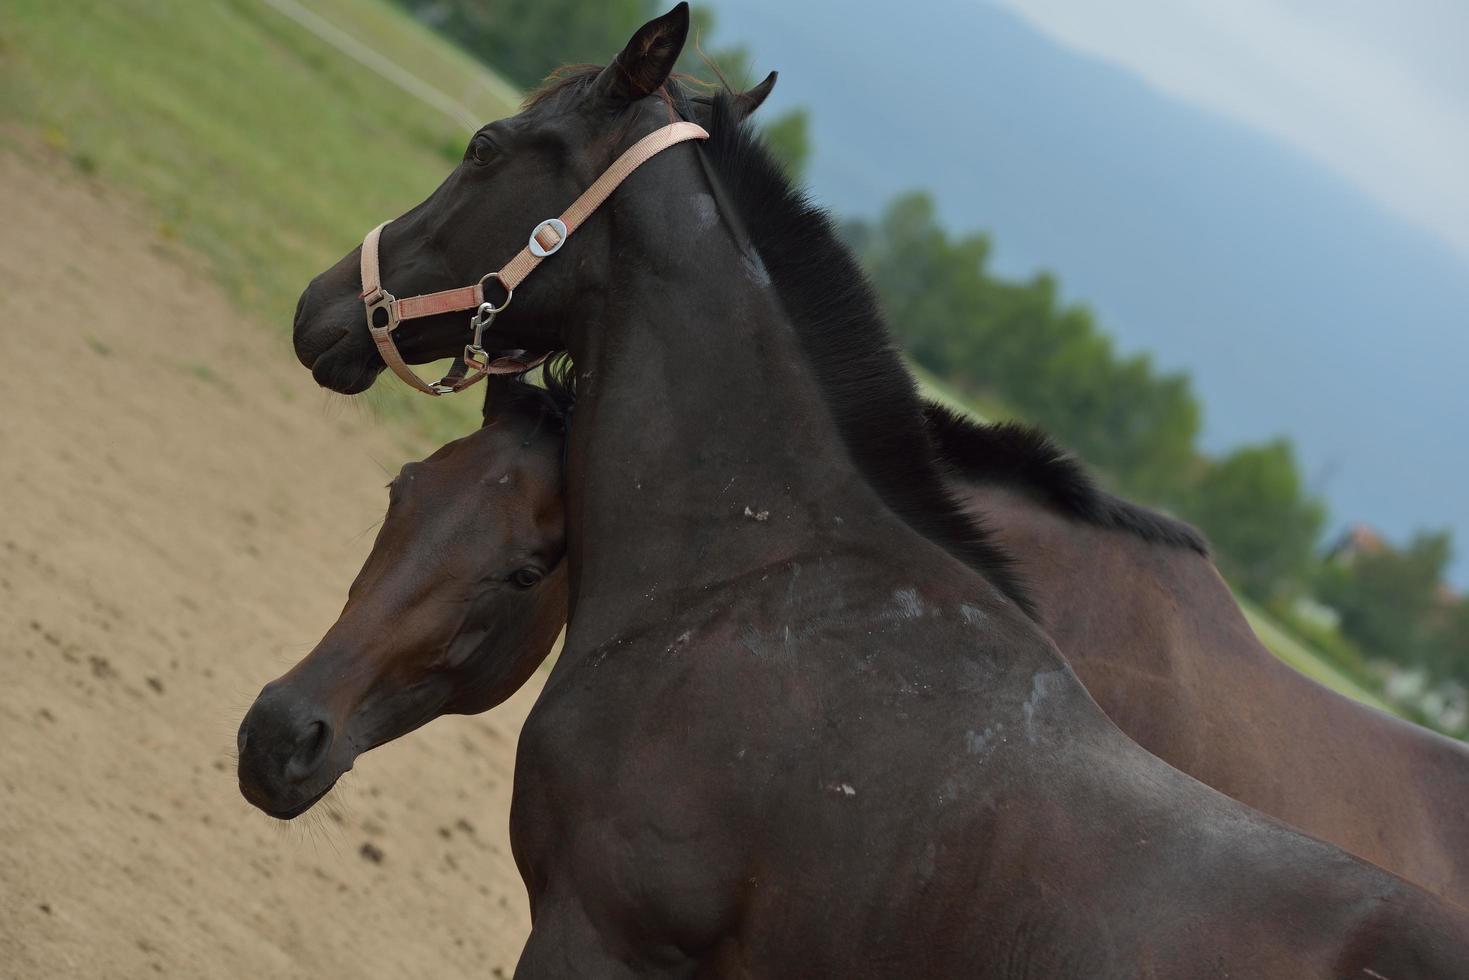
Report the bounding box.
[695,91,1034,615]
[481,365,575,433]
[924,407,1209,555]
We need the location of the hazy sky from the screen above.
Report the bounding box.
[989,0,1469,265]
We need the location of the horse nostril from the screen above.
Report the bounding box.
[285,719,333,780]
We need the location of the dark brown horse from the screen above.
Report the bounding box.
[241,366,1469,909]
[278,7,1469,973]
[929,410,1469,907]
[237,380,570,818]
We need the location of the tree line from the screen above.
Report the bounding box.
[847,192,1465,706]
[392,0,810,176]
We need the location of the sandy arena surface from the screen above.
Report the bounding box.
[0,147,540,978]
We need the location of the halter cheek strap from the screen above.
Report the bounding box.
[360,120,710,397]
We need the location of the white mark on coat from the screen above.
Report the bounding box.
[893,587,924,619]
[497,473,510,484]
[785,562,802,606]
[824,782,856,798]
[959,603,986,627]
[744,505,770,521]
[1022,670,1069,741]
[964,723,1005,760]
[743,250,771,287]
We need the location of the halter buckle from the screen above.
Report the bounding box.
[528,218,568,258]
[362,287,397,333]
[463,340,491,374]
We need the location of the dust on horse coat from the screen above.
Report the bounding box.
[284,7,1469,975]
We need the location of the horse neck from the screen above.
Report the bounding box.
[560,195,891,624]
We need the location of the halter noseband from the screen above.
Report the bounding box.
[360,121,710,396]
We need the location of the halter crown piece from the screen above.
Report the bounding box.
[360,121,711,396]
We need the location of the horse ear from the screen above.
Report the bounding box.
[734,71,778,120]
[596,3,690,104]
[686,71,778,127]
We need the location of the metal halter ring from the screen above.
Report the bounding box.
[478,272,513,315]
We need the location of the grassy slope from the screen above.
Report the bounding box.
[0,0,1382,713]
[304,0,521,114]
[1238,598,1392,711]
[0,0,520,445]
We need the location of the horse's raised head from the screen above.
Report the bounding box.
[292,3,705,394]
[236,377,569,818]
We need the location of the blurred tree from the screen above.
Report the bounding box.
[677,10,810,178]
[758,106,811,180]
[847,191,1199,502]
[681,6,753,87]
[1319,530,1454,670]
[1180,440,1326,600]
[401,0,649,89]
[1425,597,1469,686]
[397,1,810,176]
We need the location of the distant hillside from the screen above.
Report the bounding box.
[712,0,1469,585]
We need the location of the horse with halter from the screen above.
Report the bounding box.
[277,6,1469,974]
[241,362,1469,908]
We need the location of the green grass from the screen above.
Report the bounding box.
[0,0,522,445]
[910,362,1018,423]
[304,0,520,116]
[1237,598,1393,712]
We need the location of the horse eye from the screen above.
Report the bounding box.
[510,567,543,589]
[467,135,495,166]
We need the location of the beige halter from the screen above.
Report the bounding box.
[359,121,711,396]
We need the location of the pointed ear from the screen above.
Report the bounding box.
[596,3,691,104]
[687,70,779,127]
[734,71,778,120]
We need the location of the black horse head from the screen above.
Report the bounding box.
[293,3,734,394]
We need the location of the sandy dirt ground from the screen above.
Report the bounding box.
[0,146,541,978]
